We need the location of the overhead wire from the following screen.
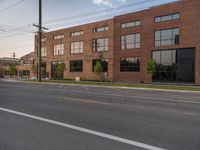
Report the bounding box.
[0,0,5,4]
[43,0,156,25]
[0,0,25,13]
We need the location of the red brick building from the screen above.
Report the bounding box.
[35,0,200,85]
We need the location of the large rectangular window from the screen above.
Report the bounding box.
[152,49,194,82]
[121,33,140,49]
[155,28,180,47]
[54,44,64,56]
[93,38,108,52]
[121,20,140,28]
[120,57,140,72]
[93,26,108,33]
[70,60,83,72]
[70,41,83,54]
[155,13,180,23]
[51,61,63,79]
[41,47,47,57]
[92,59,108,72]
[71,31,84,37]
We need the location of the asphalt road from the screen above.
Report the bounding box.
[0,79,200,150]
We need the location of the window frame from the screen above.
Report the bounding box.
[70,41,84,54]
[53,34,64,40]
[53,44,64,56]
[154,13,180,23]
[121,33,141,50]
[92,37,108,52]
[70,60,83,72]
[121,20,141,29]
[41,47,47,57]
[120,57,140,72]
[70,31,84,37]
[93,26,109,33]
[155,28,180,47]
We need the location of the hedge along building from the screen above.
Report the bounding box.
[35,0,200,85]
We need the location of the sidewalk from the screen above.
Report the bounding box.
[22,79,200,93]
[1,78,200,93]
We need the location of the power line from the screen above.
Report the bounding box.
[46,6,150,30]
[0,0,5,4]
[0,43,34,50]
[0,0,25,13]
[43,0,156,25]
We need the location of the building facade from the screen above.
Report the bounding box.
[0,52,35,79]
[35,0,200,85]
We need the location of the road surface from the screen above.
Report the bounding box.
[0,80,200,150]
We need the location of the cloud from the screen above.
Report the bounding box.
[92,0,126,7]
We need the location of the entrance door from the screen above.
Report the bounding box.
[176,49,194,82]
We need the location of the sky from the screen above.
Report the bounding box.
[0,0,178,58]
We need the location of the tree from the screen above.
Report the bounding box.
[56,63,65,79]
[31,64,37,79]
[145,59,157,77]
[0,66,4,77]
[94,61,103,75]
[9,65,17,77]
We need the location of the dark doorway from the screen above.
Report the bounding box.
[176,49,194,82]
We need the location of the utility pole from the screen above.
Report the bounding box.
[33,0,48,82]
[38,0,42,82]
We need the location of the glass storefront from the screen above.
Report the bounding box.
[152,48,195,82]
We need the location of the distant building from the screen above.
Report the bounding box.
[0,57,21,66]
[0,52,36,79]
[35,0,200,85]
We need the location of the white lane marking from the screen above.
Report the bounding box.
[1,83,200,104]
[0,107,165,150]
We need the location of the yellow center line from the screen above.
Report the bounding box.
[58,97,112,106]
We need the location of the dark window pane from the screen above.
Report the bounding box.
[120,57,140,72]
[70,60,83,72]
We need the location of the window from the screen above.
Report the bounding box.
[121,33,140,49]
[120,57,140,72]
[23,60,32,65]
[71,31,84,37]
[53,34,64,40]
[71,41,83,54]
[54,44,64,56]
[92,59,108,72]
[121,20,140,28]
[155,13,180,23]
[22,70,30,76]
[41,47,47,57]
[93,38,108,52]
[152,49,195,82]
[41,37,47,42]
[51,61,63,79]
[155,28,180,47]
[93,26,108,32]
[70,60,83,72]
